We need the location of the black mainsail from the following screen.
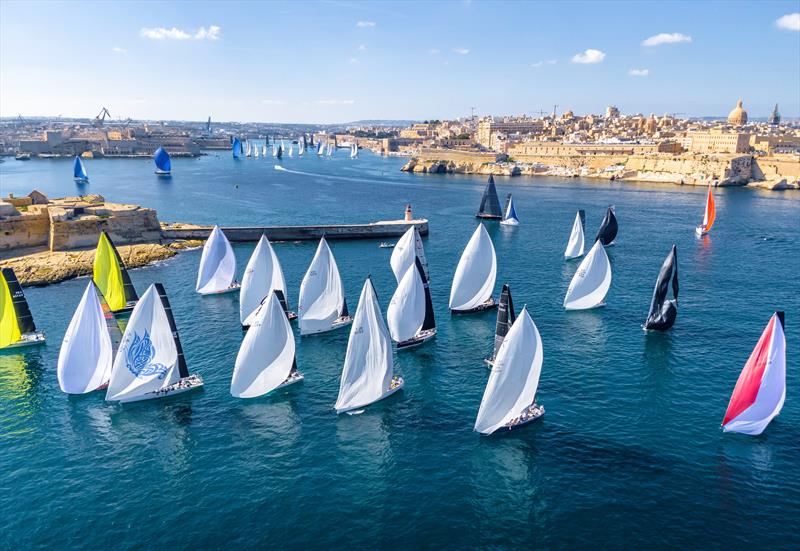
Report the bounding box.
[595,206,618,245]
[644,245,679,331]
[417,256,436,332]
[1,268,36,334]
[477,175,502,219]
[154,283,189,379]
[489,283,516,362]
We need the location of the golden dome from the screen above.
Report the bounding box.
[727,99,748,125]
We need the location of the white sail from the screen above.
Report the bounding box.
[240,235,288,326]
[298,237,347,335]
[262,143,267,156]
[196,225,237,295]
[390,226,428,283]
[231,292,296,398]
[335,278,394,413]
[564,210,585,259]
[387,264,425,343]
[475,308,543,435]
[449,224,497,311]
[105,285,181,402]
[288,145,294,157]
[298,143,305,156]
[563,239,611,310]
[253,144,259,158]
[57,282,113,394]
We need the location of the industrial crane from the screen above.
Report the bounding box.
[93,107,111,127]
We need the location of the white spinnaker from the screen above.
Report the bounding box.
[240,235,288,325]
[105,285,180,401]
[335,278,393,412]
[57,282,113,394]
[563,239,612,310]
[231,292,296,398]
[390,227,428,283]
[475,308,543,435]
[387,264,425,343]
[564,211,585,259]
[196,225,236,294]
[724,316,786,435]
[449,224,496,311]
[298,238,346,335]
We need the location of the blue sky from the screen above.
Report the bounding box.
[1,0,798,123]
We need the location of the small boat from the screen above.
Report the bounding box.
[0,267,45,350]
[564,210,586,259]
[93,231,139,314]
[196,226,240,295]
[153,146,171,175]
[231,291,303,398]
[105,283,203,403]
[232,137,242,159]
[475,307,545,435]
[722,312,786,435]
[335,278,404,414]
[379,242,395,249]
[644,245,679,331]
[485,283,515,366]
[73,156,89,183]
[240,235,295,328]
[449,224,497,313]
[500,194,519,226]
[695,184,716,236]
[297,237,352,335]
[563,239,612,310]
[595,206,618,246]
[15,153,31,161]
[476,175,502,219]
[57,282,114,394]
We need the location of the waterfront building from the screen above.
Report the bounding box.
[476,117,545,149]
[684,131,751,154]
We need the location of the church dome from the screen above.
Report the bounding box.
[727,99,748,125]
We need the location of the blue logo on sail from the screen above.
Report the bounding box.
[126,330,169,379]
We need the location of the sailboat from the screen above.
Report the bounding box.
[327,143,333,157]
[350,142,358,159]
[262,141,268,157]
[476,175,502,219]
[298,140,305,156]
[595,206,618,246]
[474,307,545,435]
[317,142,325,156]
[695,184,716,236]
[232,137,242,159]
[281,139,286,154]
[276,145,283,160]
[153,146,171,175]
[105,283,203,403]
[253,144,260,158]
[390,226,429,284]
[563,239,612,310]
[644,245,679,331]
[272,142,278,158]
[387,261,425,346]
[245,140,252,157]
[335,277,404,414]
[500,194,519,226]
[288,145,294,157]
[93,231,139,314]
[485,283,515,366]
[722,312,786,435]
[57,282,114,393]
[73,156,89,183]
[196,225,240,295]
[231,291,303,398]
[240,235,295,328]
[449,224,497,313]
[564,210,586,260]
[0,267,45,349]
[297,237,352,335]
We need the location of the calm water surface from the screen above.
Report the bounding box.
[1,152,799,549]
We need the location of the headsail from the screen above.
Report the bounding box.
[73,156,88,181]
[449,224,497,311]
[564,210,586,259]
[153,147,171,173]
[387,263,426,343]
[240,235,289,326]
[563,239,612,310]
[476,175,502,219]
[722,312,786,435]
[297,237,348,335]
[93,231,139,312]
[595,206,618,245]
[644,245,679,330]
[196,225,237,295]
[500,194,519,225]
[390,226,429,283]
[490,284,516,362]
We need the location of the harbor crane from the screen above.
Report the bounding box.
[93,107,111,127]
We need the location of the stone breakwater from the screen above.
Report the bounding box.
[0,240,202,287]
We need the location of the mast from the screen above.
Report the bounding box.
[154,283,189,379]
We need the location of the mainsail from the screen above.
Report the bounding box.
[563,239,612,310]
[595,206,618,245]
[73,156,89,181]
[390,226,429,284]
[489,284,516,363]
[231,292,298,398]
[476,175,502,219]
[387,263,426,343]
[0,267,37,348]
[240,235,290,326]
[153,146,171,174]
[93,231,139,312]
[196,225,237,295]
[722,312,786,435]
[297,237,348,335]
[644,245,679,330]
[564,210,586,259]
[449,224,497,312]
[475,307,543,435]
[696,184,716,235]
[57,282,113,394]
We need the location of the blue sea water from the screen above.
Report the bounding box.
[1,150,799,549]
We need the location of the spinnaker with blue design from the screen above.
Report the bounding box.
[73,156,89,182]
[232,137,242,158]
[153,147,171,174]
[500,194,519,226]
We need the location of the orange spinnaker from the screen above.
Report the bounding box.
[702,185,716,232]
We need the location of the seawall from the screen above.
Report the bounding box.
[161,219,429,241]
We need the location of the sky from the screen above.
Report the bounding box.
[1,0,799,124]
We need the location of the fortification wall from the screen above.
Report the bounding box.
[0,207,51,251]
[49,208,161,251]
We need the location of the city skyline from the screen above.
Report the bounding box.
[1,0,799,123]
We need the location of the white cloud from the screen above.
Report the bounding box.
[452,47,470,55]
[642,32,692,46]
[194,25,220,40]
[112,47,127,54]
[140,25,220,40]
[356,21,375,28]
[315,99,355,105]
[349,57,359,64]
[629,68,649,77]
[775,13,800,31]
[428,48,440,55]
[571,49,605,64]
[531,59,557,67]
[261,99,285,105]
[358,44,366,51]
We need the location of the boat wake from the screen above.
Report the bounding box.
[274,165,288,171]
[346,409,365,416]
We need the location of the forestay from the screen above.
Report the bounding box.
[449,224,497,311]
[564,210,586,259]
[196,225,237,294]
[387,263,426,343]
[240,235,289,326]
[298,237,347,335]
[563,239,612,310]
